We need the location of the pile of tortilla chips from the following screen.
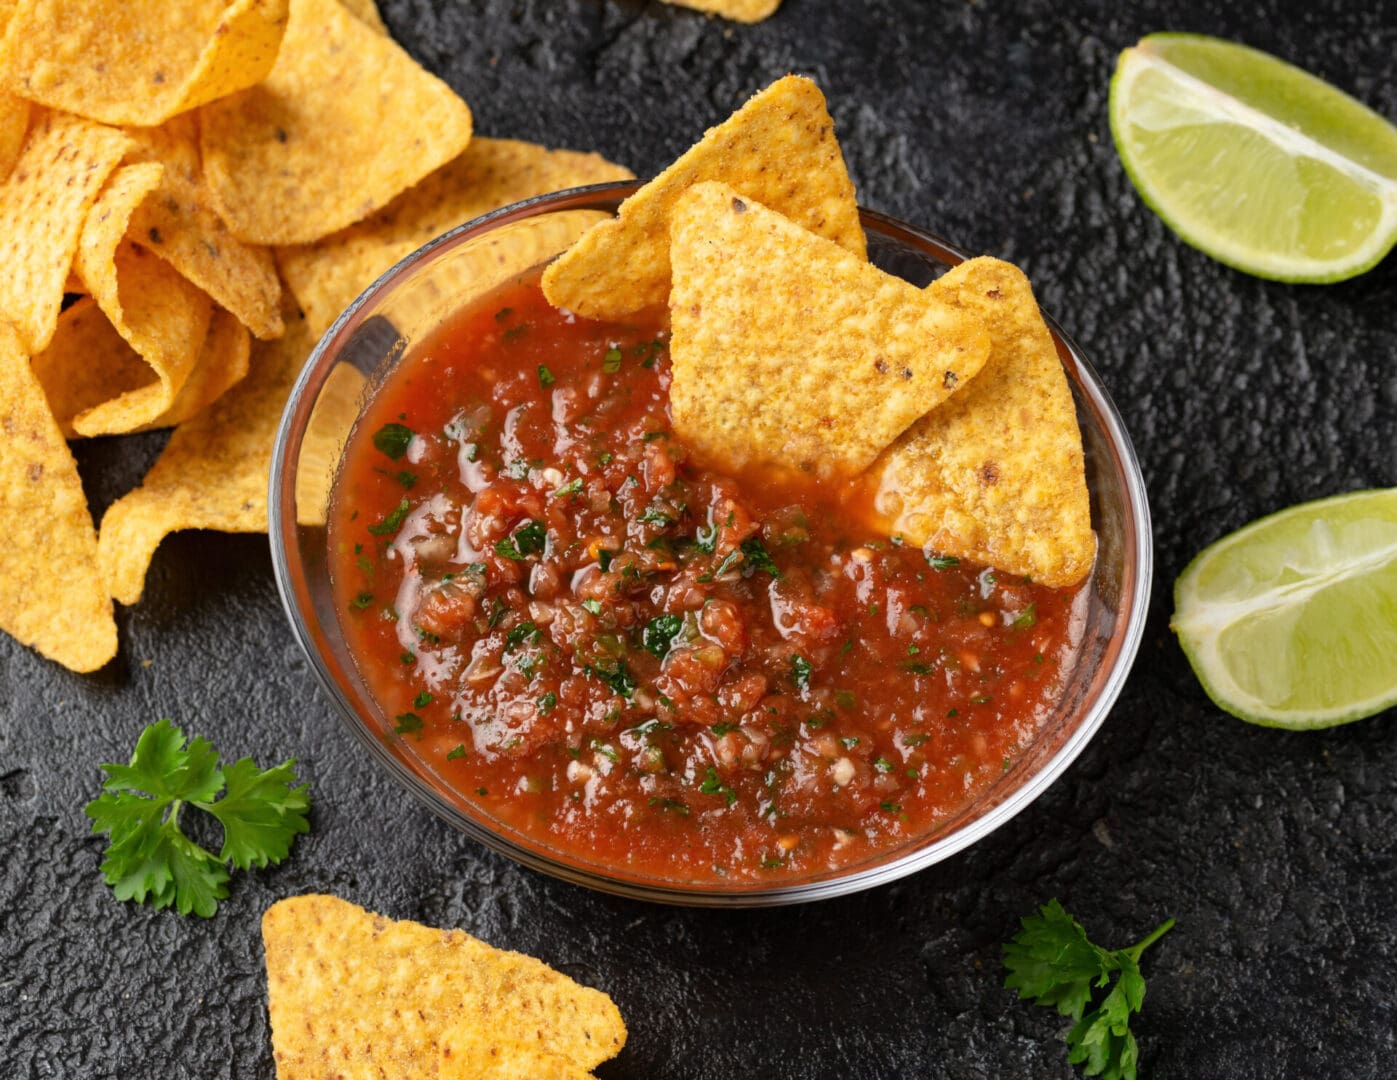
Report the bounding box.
[0,0,630,673]
[263,894,626,1079]
[544,75,1094,588]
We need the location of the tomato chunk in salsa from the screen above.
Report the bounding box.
[328,270,1087,883]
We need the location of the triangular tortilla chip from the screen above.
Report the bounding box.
[35,299,250,437]
[668,182,989,478]
[0,320,116,672]
[542,74,863,320]
[439,1027,597,1080]
[338,0,387,33]
[873,257,1095,587]
[200,0,473,245]
[125,116,283,340]
[262,895,626,1077]
[1,0,287,126]
[0,92,28,182]
[661,0,782,21]
[73,163,213,435]
[0,110,132,353]
[279,137,632,337]
[98,300,312,604]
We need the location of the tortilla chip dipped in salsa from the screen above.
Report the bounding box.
[667,181,990,478]
[542,74,863,320]
[200,0,474,246]
[874,258,1095,588]
[262,895,626,1078]
[0,0,288,127]
[0,321,117,673]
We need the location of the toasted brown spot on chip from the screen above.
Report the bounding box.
[668,182,989,479]
[542,75,862,320]
[200,0,473,245]
[0,320,116,672]
[262,894,625,1077]
[873,257,1094,588]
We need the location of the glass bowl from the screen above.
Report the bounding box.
[269,182,1152,907]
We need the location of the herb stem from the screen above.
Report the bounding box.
[1124,917,1175,961]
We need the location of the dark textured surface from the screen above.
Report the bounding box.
[3,1,1396,1077]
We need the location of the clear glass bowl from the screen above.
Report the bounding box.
[269,183,1152,906]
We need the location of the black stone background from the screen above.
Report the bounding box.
[3,0,1395,1076]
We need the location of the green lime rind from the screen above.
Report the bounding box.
[1109,33,1397,284]
[1171,489,1397,729]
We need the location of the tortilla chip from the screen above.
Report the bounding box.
[338,0,387,33]
[542,74,862,320]
[200,0,474,245]
[661,0,782,21]
[439,1028,596,1080]
[668,182,989,478]
[0,320,117,672]
[279,137,633,337]
[125,116,284,340]
[873,258,1095,587]
[73,163,213,435]
[0,92,28,181]
[0,0,288,126]
[98,300,312,605]
[262,895,626,1077]
[0,110,132,353]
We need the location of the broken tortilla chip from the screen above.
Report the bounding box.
[98,300,312,605]
[200,0,474,245]
[661,0,782,21]
[0,110,132,353]
[0,320,117,672]
[0,92,28,181]
[667,182,989,478]
[125,116,284,340]
[338,0,387,33]
[0,0,288,126]
[279,137,632,337]
[439,1027,597,1080]
[73,163,213,435]
[873,257,1095,588]
[262,895,626,1078]
[35,299,250,437]
[542,74,862,320]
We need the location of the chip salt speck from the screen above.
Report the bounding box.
[73,163,213,436]
[0,320,117,672]
[0,110,132,353]
[200,0,474,245]
[98,300,312,605]
[874,257,1095,587]
[261,894,626,1077]
[667,182,989,478]
[125,117,283,341]
[1,0,288,126]
[279,137,632,337]
[542,74,862,320]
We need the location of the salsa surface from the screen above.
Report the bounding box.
[328,271,1087,884]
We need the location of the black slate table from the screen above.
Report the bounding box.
[4,2,1395,1077]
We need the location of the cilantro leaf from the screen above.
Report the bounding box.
[372,422,415,460]
[1004,899,1173,1080]
[84,719,310,918]
[740,537,781,578]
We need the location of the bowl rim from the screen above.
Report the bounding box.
[269,181,1153,907]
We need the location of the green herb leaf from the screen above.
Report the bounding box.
[740,537,781,578]
[927,554,960,570]
[394,712,423,736]
[372,422,414,460]
[582,598,603,616]
[83,719,309,918]
[1013,603,1038,629]
[367,498,412,536]
[537,364,556,388]
[1004,899,1174,1080]
[504,621,541,650]
[584,659,636,699]
[537,691,557,714]
[642,613,684,660]
[602,347,622,373]
[446,744,467,761]
[791,654,812,690]
[699,766,737,806]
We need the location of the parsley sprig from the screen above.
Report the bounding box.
[1004,899,1174,1080]
[84,719,310,918]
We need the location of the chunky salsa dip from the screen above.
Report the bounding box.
[328,270,1087,883]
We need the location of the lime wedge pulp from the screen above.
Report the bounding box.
[1171,489,1397,729]
[1109,33,1397,283]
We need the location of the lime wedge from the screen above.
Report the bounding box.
[1171,489,1397,729]
[1110,33,1397,283]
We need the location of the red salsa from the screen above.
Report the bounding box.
[328,271,1087,883]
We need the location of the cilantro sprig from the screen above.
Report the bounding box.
[1004,899,1174,1080]
[84,719,310,918]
